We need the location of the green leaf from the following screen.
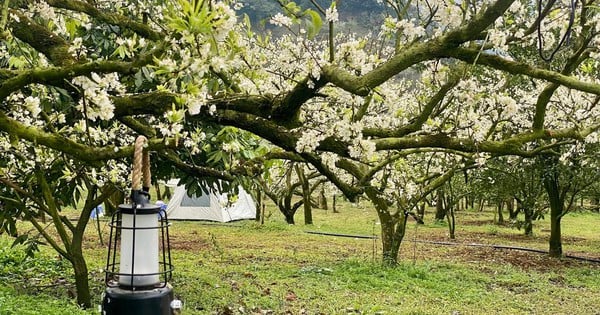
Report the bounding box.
[284,2,302,15]
[305,9,322,40]
[65,18,80,39]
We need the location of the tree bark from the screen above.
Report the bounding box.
[364,187,408,266]
[542,155,564,257]
[496,201,504,224]
[71,252,91,308]
[155,181,163,200]
[255,189,262,222]
[332,194,338,213]
[284,212,295,224]
[592,198,599,213]
[507,198,518,220]
[295,165,313,225]
[435,190,446,221]
[318,186,328,210]
[416,203,425,224]
[523,207,533,236]
[549,214,563,257]
[446,208,456,239]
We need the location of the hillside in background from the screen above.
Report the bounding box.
[239,0,386,34]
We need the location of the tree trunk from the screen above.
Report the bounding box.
[155,181,163,200]
[364,187,407,266]
[435,190,445,221]
[507,198,518,220]
[523,208,533,236]
[496,201,504,224]
[542,155,564,257]
[284,212,295,224]
[302,194,313,225]
[592,198,599,213]
[549,214,563,257]
[416,203,425,224]
[318,186,328,210]
[255,190,262,222]
[295,165,313,225]
[380,218,397,265]
[163,186,172,200]
[332,194,338,213]
[446,207,456,239]
[71,253,91,308]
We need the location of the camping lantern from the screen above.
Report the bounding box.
[102,136,179,315]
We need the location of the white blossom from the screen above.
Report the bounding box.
[325,7,339,23]
[270,13,292,28]
[24,96,41,117]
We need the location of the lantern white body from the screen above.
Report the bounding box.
[119,213,159,287]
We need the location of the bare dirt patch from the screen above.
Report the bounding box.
[405,236,600,272]
[169,234,210,251]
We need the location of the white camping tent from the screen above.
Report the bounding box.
[165,180,256,222]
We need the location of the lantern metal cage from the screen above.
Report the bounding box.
[104,194,174,290]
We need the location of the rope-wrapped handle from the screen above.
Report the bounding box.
[131,136,151,191]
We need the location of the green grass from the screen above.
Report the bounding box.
[1,202,599,314]
[0,286,89,315]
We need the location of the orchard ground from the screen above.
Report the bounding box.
[1,201,599,315]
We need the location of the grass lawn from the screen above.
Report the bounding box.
[1,201,599,314]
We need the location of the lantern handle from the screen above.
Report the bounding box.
[131,135,152,192]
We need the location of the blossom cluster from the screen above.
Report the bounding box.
[72,73,124,121]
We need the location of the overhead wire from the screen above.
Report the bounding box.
[537,0,578,62]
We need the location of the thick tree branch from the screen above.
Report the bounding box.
[373,125,599,157]
[272,77,327,127]
[112,92,275,119]
[0,110,171,161]
[36,170,72,251]
[445,47,600,96]
[118,116,157,137]
[0,46,161,100]
[9,10,77,66]
[531,31,593,130]
[364,74,461,138]
[321,0,515,96]
[300,152,362,201]
[45,0,163,40]
[158,149,236,181]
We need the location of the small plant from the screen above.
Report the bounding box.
[486,224,499,235]
[208,232,225,258]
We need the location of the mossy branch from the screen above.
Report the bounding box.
[373,126,599,157]
[159,149,236,181]
[272,76,327,127]
[112,91,275,119]
[531,33,592,130]
[321,0,514,96]
[446,47,600,96]
[9,10,77,66]
[36,170,73,251]
[0,44,162,99]
[364,73,461,138]
[46,0,163,40]
[0,110,171,162]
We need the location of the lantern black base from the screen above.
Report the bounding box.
[102,285,174,315]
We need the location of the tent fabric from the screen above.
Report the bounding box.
[165,183,256,222]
